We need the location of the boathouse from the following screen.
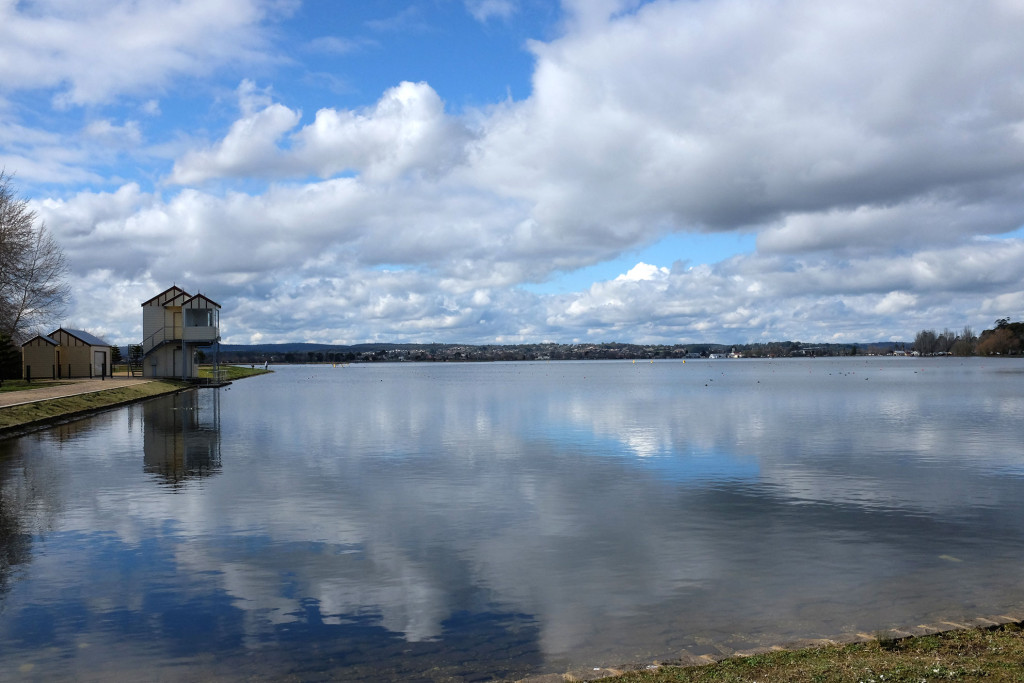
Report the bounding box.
[141,286,221,380]
[22,328,112,379]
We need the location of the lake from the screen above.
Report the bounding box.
[1,358,1023,680]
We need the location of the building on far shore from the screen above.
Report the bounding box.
[22,328,112,380]
[141,286,221,380]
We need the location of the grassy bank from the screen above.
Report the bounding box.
[0,379,71,393]
[0,380,187,432]
[599,623,1024,683]
[197,364,273,381]
[105,365,272,381]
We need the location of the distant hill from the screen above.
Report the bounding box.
[207,340,910,364]
[112,324,1024,363]
[118,339,909,363]
[219,342,456,354]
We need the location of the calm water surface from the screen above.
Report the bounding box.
[1,358,1023,680]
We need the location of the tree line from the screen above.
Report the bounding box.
[913,318,1024,356]
[217,340,905,365]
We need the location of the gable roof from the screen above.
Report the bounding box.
[141,286,190,307]
[182,293,221,309]
[53,328,111,347]
[22,334,58,347]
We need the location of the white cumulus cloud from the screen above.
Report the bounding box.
[0,0,286,106]
[9,0,1024,344]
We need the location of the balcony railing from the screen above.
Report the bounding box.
[143,325,220,353]
[183,326,219,342]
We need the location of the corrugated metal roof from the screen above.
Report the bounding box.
[57,328,111,347]
[22,334,58,346]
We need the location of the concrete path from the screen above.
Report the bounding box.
[0,378,157,408]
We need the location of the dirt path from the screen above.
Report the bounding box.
[0,378,157,408]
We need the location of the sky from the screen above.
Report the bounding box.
[3,0,1024,346]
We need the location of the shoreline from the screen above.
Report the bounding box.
[519,611,1024,682]
[0,366,271,437]
[0,379,191,437]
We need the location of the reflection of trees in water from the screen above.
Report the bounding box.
[0,486,32,595]
[0,440,45,596]
[143,390,222,489]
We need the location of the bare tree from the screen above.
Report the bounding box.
[934,327,957,354]
[951,325,976,356]
[913,329,937,355]
[0,171,70,342]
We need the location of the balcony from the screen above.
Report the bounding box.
[143,324,220,353]
[183,326,219,343]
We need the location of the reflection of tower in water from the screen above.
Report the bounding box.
[143,389,222,487]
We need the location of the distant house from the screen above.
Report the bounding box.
[141,286,221,379]
[22,328,112,379]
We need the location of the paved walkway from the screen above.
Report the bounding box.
[0,377,157,408]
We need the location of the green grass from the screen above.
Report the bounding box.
[0,380,187,431]
[0,379,73,393]
[605,623,1024,683]
[196,364,272,381]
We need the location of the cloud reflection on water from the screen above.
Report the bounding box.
[1,359,1023,680]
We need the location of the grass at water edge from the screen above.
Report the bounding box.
[0,380,188,431]
[197,364,272,381]
[594,623,1024,683]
